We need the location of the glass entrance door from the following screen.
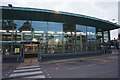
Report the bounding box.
[24,44,39,56]
[63,31,76,53]
[21,42,40,60]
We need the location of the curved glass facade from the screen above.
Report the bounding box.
[1,6,120,62]
[1,19,111,55]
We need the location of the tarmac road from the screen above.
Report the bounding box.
[2,53,118,79]
[41,54,118,78]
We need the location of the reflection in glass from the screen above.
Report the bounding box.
[87,26,96,42]
[47,22,63,53]
[2,19,101,55]
[87,26,96,51]
[96,32,103,51]
[104,31,109,43]
[63,23,76,53]
[76,25,87,52]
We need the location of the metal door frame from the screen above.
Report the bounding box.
[20,41,40,62]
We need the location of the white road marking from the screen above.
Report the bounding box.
[16,65,39,69]
[9,71,42,77]
[9,65,46,78]
[24,75,45,78]
[49,76,51,78]
[13,68,41,72]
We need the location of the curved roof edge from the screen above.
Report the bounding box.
[1,6,120,29]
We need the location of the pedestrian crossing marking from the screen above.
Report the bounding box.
[24,75,45,78]
[16,65,39,69]
[10,71,42,77]
[9,65,45,78]
[13,68,41,72]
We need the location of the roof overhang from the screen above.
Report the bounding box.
[1,6,120,31]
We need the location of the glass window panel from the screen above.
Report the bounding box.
[76,25,87,52]
[14,20,26,30]
[48,22,63,34]
[47,22,63,53]
[87,26,96,51]
[76,25,86,34]
[32,21,47,32]
[2,20,22,55]
[87,26,96,42]
[104,31,108,43]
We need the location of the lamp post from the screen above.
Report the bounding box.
[8,4,13,8]
[8,4,14,55]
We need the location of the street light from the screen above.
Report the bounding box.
[8,4,14,55]
[8,4,13,8]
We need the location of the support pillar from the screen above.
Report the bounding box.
[102,31,105,54]
[74,30,77,53]
[108,30,111,53]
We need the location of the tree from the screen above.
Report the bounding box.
[18,21,34,32]
[2,20,17,32]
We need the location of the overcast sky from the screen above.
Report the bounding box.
[0,0,119,40]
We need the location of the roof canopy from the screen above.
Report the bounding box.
[1,6,120,31]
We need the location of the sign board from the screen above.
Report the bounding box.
[15,48,20,53]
